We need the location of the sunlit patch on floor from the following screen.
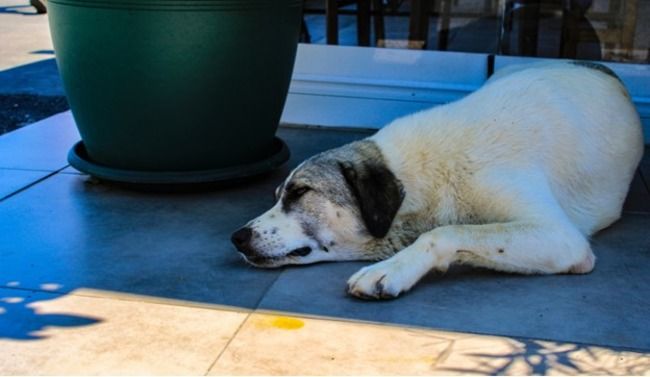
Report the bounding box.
[0,297,24,304]
[39,283,62,291]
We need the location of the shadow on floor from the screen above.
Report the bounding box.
[0,4,41,15]
[29,49,55,55]
[440,338,650,375]
[0,58,68,135]
[0,285,100,341]
[0,94,68,134]
[0,58,64,96]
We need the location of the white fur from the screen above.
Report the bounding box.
[347,62,644,298]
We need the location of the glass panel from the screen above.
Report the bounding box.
[302,0,649,63]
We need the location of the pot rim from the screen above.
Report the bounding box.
[49,0,302,10]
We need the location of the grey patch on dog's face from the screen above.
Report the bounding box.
[238,140,403,268]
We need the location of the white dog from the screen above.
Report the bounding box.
[232,61,644,299]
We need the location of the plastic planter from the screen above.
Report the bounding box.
[48,0,301,184]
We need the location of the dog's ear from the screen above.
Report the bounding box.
[339,160,404,238]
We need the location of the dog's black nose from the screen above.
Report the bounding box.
[231,227,253,253]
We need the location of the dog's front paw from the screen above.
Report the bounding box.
[347,259,415,300]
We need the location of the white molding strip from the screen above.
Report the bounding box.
[281,44,650,143]
[281,45,488,128]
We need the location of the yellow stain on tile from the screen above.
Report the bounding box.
[272,316,305,330]
[253,315,305,330]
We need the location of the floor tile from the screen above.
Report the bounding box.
[209,312,465,376]
[0,170,283,309]
[0,111,78,171]
[0,58,64,96]
[279,125,374,160]
[0,126,372,309]
[210,312,649,375]
[639,147,650,190]
[258,214,650,350]
[61,166,83,175]
[0,0,56,72]
[0,169,51,200]
[437,337,650,375]
[0,287,247,375]
[623,170,650,213]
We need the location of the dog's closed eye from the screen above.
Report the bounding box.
[275,182,311,201]
[286,185,311,199]
[282,184,312,211]
[291,186,310,196]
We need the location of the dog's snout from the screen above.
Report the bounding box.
[231,227,253,253]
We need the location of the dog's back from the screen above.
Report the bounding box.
[373,61,644,235]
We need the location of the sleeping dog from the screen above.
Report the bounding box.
[231,61,644,299]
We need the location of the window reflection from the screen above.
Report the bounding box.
[303,0,649,63]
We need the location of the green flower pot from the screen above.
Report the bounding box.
[48,0,301,184]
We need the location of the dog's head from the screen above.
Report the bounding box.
[231,140,405,268]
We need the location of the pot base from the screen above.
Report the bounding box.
[68,137,290,186]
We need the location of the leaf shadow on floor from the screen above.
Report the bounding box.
[438,337,650,375]
[0,286,100,341]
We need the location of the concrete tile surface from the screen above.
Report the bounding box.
[0,168,51,199]
[211,312,650,375]
[210,312,467,376]
[0,171,289,308]
[0,0,54,72]
[624,170,650,213]
[0,111,78,170]
[0,287,247,375]
[258,214,650,350]
[61,166,83,174]
[0,57,64,97]
[0,112,648,374]
[639,147,650,191]
[0,125,372,309]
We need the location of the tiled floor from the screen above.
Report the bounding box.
[1,2,649,373]
[0,112,649,375]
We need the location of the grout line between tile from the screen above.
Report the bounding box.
[203,268,288,374]
[0,165,68,202]
[0,167,58,173]
[0,285,253,315]
[1,284,255,375]
[0,285,41,297]
[0,286,60,296]
[203,311,252,375]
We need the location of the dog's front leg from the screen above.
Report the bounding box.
[347,221,594,299]
[346,229,455,300]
